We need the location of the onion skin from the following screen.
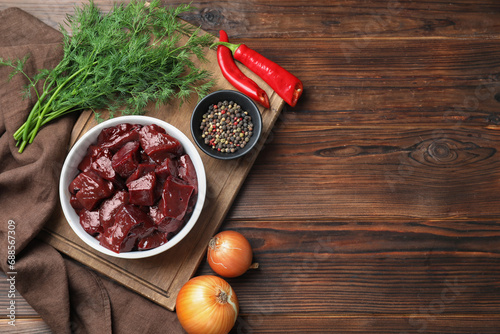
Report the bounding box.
[176,275,239,334]
[207,230,253,278]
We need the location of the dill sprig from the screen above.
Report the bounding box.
[0,0,214,153]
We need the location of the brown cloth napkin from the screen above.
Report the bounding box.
[0,8,184,334]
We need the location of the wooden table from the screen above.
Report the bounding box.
[1,0,500,332]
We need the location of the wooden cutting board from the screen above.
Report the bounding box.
[37,31,285,311]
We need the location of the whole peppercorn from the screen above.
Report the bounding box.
[200,100,254,154]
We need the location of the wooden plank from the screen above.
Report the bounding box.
[228,126,500,220]
[0,272,39,318]
[181,0,500,39]
[249,38,500,118]
[2,315,500,334]
[2,3,499,122]
[2,0,500,39]
[0,0,118,31]
[229,315,500,333]
[0,319,52,333]
[194,219,500,315]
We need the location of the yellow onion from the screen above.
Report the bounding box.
[176,275,239,334]
[207,230,256,278]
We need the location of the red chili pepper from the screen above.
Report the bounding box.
[216,34,303,107]
[217,30,270,109]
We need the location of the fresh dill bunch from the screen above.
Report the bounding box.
[0,0,214,153]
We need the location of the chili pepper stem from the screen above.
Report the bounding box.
[212,41,241,54]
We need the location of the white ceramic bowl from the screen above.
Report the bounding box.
[59,115,206,259]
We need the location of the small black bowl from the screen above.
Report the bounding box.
[190,90,263,160]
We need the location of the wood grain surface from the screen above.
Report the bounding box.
[1,0,500,333]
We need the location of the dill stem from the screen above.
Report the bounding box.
[18,140,28,153]
[28,65,89,144]
[21,91,45,141]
